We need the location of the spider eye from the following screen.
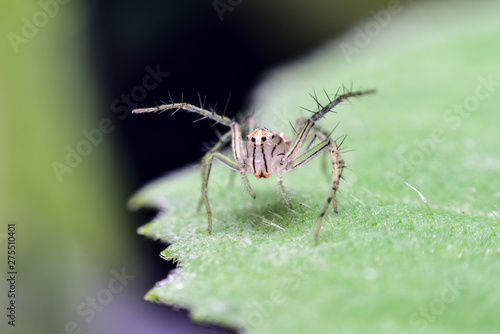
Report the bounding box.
[251,137,256,142]
[261,137,267,142]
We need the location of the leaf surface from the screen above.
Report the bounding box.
[130,1,500,332]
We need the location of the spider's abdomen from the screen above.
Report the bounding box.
[246,128,288,178]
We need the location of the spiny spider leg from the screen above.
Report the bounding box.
[315,139,344,242]
[132,102,234,126]
[230,122,256,199]
[283,134,345,241]
[275,168,292,209]
[286,89,375,161]
[200,136,241,234]
[132,102,256,235]
[197,130,233,211]
[280,88,374,241]
[132,103,255,198]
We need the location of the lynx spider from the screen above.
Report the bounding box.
[133,87,375,241]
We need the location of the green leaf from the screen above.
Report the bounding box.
[130,1,500,333]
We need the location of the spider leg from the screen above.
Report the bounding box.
[315,139,344,242]
[247,116,258,133]
[134,99,258,234]
[197,130,233,211]
[199,123,256,234]
[132,102,234,126]
[200,151,241,234]
[231,123,256,198]
[285,135,344,241]
[199,131,240,234]
[224,115,257,188]
[286,88,375,161]
[292,117,331,167]
[275,168,292,208]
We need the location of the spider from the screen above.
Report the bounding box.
[133,87,375,241]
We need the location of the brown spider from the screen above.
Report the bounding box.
[133,88,375,240]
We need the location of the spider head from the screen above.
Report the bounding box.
[247,128,273,148]
[246,128,287,178]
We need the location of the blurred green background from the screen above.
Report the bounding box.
[3,0,490,333]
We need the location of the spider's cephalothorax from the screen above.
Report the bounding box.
[133,88,375,241]
[246,128,289,178]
